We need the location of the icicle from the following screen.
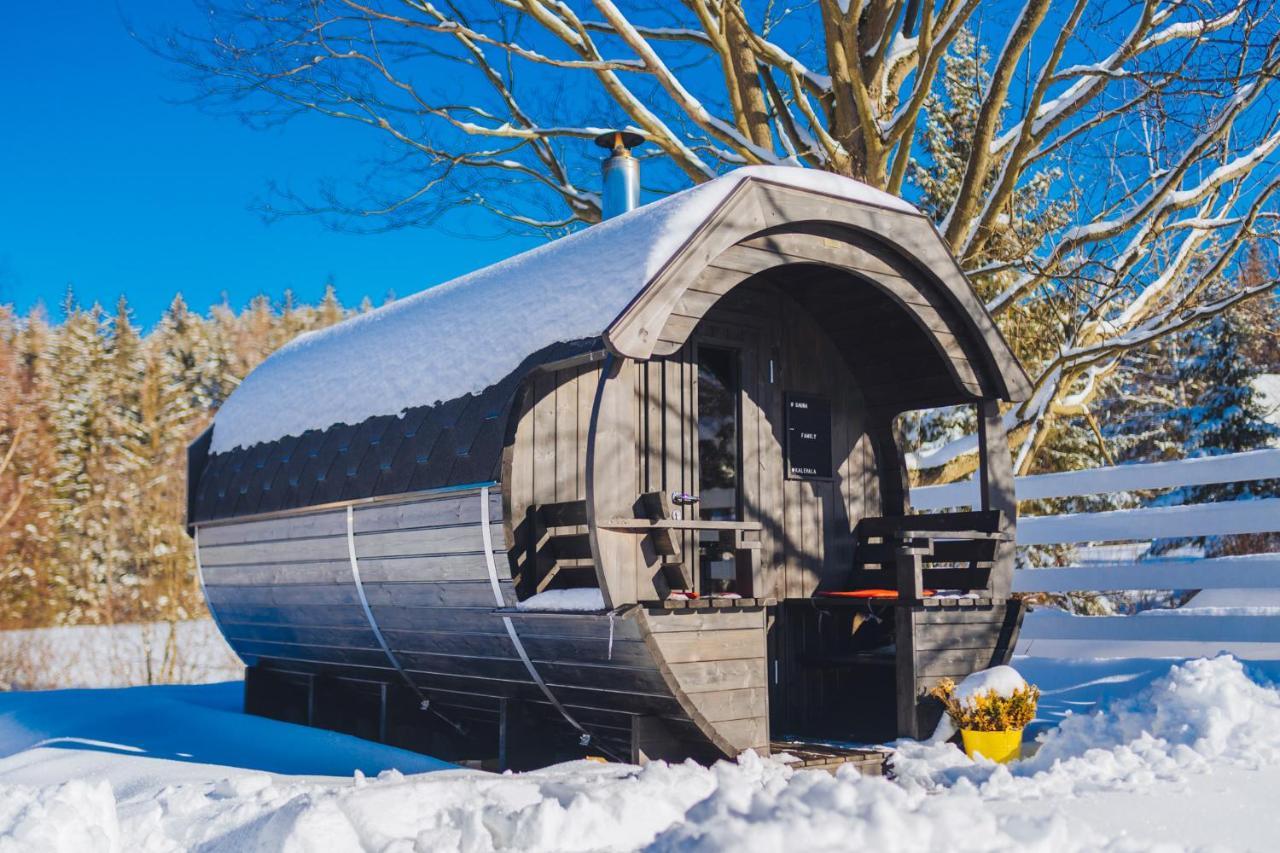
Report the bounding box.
[607,610,616,661]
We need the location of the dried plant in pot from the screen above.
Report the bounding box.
[930,677,1040,763]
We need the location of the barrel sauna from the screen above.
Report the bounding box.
[187,166,1033,768]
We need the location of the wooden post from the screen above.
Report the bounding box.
[734,528,764,598]
[377,681,389,743]
[631,715,685,764]
[977,399,1016,599]
[586,355,641,607]
[868,409,922,738]
[869,410,910,517]
[530,505,551,596]
[304,673,316,727]
[498,698,513,771]
[977,400,1015,516]
[500,698,562,770]
[894,546,924,601]
[894,607,919,739]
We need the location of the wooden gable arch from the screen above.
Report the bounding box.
[604,179,1031,407]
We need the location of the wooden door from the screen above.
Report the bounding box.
[633,279,877,599]
[688,322,769,597]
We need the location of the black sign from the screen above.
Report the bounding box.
[785,393,833,480]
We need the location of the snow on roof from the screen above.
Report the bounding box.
[209,166,918,454]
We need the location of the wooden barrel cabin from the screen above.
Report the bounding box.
[187,165,1032,769]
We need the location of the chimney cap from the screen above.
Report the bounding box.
[594,130,645,152]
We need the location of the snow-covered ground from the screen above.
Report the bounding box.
[0,620,240,691]
[0,655,1278,851]
[1156,587,1280,616]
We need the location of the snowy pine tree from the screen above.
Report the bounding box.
[1102,341,1189,465]
[1150,310,1280,556]
[1170,312,1280,489]
[0,286,362,630]
[47,295,116,622]
[0,307,59,625]
[909,28,1072,285]
[318,282,344,326]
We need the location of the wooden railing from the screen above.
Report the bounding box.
[911,448,1280,659]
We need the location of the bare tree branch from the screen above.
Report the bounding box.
[153,0,1280,475]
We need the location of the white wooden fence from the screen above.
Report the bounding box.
[912,448,1280,660]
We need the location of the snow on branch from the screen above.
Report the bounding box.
[591,0,780,166]
[987,67,1280,316]
[989,1,1245,158]
[158,0,1280,478]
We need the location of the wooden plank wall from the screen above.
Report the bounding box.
[634,279,880,601]
[509,610,705,753]
[642,608,771,754]
[505,276,880,605]
[636,341,698,592]
[200,487,736,758]
[199,508,391,673]
[506,363,602,593]
[588,357,644,606]
[906,602,1022,737]
[500,271,886,755]
[199,490,531,719]
[633,278,882,750]
[353,489,523,715]
[773,286,879,599]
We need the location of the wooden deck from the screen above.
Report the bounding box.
[770,740,890,776]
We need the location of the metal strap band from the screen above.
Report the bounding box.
[347,505,429,704]
[479,487,604,749]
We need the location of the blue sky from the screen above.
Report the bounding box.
[0,2,539,325]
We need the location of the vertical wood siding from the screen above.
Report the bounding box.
[630,278,880,602]
[505,363,603,596]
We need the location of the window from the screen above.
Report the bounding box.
[697,346,740,593]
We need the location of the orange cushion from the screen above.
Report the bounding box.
[816,589,936,599]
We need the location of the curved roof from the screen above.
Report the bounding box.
[191,166,1029,523]
[207,167,916,455]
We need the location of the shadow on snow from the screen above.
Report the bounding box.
[0,680,451,777]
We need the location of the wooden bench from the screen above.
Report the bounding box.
[640,596,777,610]
[531,494,767,598]
[843,510,1010,602]
[601,490,765,597]
[528,499,594,593]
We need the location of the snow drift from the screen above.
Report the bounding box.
[894,655,1280,798]
[1,656,1278,851]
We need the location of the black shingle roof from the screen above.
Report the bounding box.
[189,339,597,523]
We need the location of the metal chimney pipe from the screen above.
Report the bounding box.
[594,130,644,219]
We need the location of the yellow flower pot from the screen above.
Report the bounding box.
[961,728,1023,763]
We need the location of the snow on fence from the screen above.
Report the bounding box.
[912,448,1280,660]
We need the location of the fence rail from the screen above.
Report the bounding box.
[912,447,1280,508]
[911,447,1280,659]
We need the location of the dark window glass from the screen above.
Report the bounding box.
[697,346,740,593]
